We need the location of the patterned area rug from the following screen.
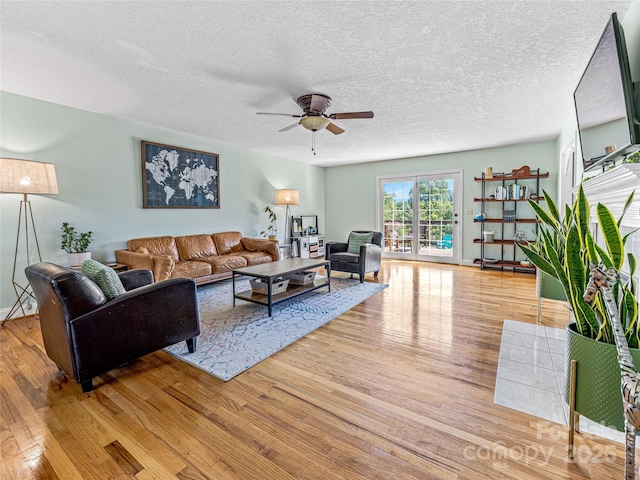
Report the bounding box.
[164,276,387,381]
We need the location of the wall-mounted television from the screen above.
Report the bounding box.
[574,12,640,172]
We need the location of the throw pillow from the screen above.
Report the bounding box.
[82,259,126,300]
[347,232,373,254]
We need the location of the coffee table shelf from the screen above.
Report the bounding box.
[232,258,330,316]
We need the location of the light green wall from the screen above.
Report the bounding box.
[0,92,325,312]
[323,141,558,263]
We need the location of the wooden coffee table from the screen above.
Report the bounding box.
[232,258,331,316]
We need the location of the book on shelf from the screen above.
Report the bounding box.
[502,210,516,221]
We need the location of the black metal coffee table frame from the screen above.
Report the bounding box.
[232,258,331,316]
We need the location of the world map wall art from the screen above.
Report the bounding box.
[142,140,219,208]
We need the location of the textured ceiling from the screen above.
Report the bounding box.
[0,0,634,167]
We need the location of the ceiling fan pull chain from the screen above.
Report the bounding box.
[312,131,316,155]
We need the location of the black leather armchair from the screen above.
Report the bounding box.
[325,231,383,282]
[25,262,200,392]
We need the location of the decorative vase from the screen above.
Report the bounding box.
[68,252,91,267]
[565,322,640,432]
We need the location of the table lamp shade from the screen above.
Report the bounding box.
[275,189,299,206]
[0,158,59,195]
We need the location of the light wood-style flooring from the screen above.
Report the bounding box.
[1,261,628,479]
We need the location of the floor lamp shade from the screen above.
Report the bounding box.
[275,189,300,206]
[1,158,58,324]
[0,158,59,195]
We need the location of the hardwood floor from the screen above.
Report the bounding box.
[0,260,628,479]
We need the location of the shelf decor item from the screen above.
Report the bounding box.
[517,185,638,444]
[284,271,316,285]
[250,278,289,295]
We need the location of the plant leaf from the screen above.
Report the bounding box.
[597,203,624,270]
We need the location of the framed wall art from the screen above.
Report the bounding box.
[141,140,220,208]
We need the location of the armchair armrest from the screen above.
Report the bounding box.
[70,278,200,381]
[326,241,348,256]
[118,269,154,290]
[360,243,382,271]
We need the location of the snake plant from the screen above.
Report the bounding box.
[518,185,638,347]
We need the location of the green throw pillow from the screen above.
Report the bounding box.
[82,259,126,300]
[347,232,373,254]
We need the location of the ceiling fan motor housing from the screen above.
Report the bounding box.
[297,94,332,114]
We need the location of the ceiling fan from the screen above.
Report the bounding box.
[256,93,374,154]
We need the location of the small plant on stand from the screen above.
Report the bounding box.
[260,206,278,240]
[61,222,94,267]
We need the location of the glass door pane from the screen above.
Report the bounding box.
[416,173,460,264]
[381,179,414,258]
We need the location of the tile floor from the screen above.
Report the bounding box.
[494,319,627,445]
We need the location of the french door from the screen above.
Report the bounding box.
[377,170,462,264]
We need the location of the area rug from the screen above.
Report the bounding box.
[164,277,387,381]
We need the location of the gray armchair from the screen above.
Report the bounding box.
[325,231,382,282]
[25,262,200,392]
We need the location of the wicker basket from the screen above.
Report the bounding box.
[284,271,316,286]
[250,278,289,295]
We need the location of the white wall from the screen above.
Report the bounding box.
[0,92,325,312]
[323,141,558,263]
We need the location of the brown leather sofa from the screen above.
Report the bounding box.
[115,231,279,284]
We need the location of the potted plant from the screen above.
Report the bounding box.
[260,206,278,241]
[518,185,638,431]
[61,222,94,267]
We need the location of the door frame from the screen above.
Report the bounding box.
[376,169,463,264]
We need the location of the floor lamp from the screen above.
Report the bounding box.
[275,189,300,246]
[0,158,58,325]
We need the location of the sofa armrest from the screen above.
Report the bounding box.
[115,249,175,282]
[241,237,280,261]
[118,269,154,290]
[326,241,348,256]
[69,278,200,381]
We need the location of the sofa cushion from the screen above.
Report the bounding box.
[201,255,247,274]
[347,232,373,254]
[171,260,212,279]
[127,236,180,260]
[212,231,243,255]
[238,251,273,266]
[81,259,126,299]
[175,234,218,260]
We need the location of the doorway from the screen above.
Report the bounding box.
[377,170,462,264]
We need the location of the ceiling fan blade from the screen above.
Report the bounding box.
[279,122,301,132]
[257,112,302,117]
[309,94,327,113]
[325,122,345,135]
[328,111,374,120]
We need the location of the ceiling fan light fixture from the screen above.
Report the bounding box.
[300,116,330,131]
